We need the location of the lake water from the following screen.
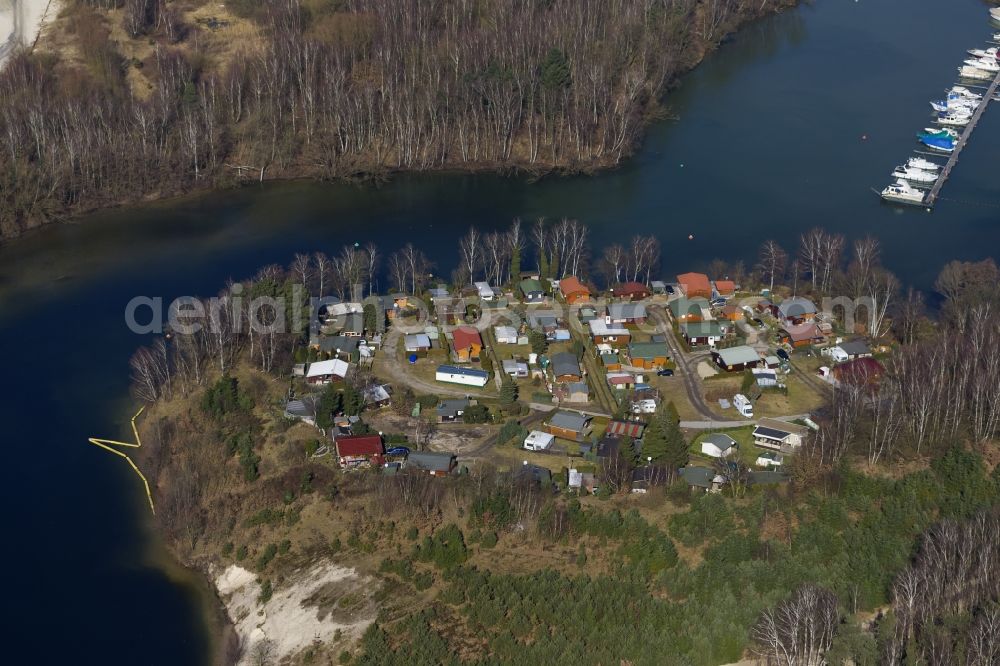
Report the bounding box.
[1,1,998,662]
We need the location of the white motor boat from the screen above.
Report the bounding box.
[881,180,925,205]
[892,166,937,184]
[959,65,992,80]
[938,114,971,127]
[994,33,1000,41]
[967,47,998,59]
[938,105,973,118]
[950,86,982,99]
[991,7,1000,21]
[965,58,1000,72]
[930,99,976,112]
[907,157,941,171]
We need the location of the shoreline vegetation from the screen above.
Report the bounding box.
[0,0,797,240]
[125,221,1000,664]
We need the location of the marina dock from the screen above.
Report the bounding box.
[925,67,1000,207]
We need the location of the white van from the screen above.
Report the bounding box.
[733,393,753,418]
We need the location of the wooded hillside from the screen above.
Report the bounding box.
[0,0,794,239]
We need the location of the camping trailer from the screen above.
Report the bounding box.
[733,393,753,418]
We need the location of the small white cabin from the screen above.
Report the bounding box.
[523,430,555,451]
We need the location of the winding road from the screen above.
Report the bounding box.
[647,305,729,421]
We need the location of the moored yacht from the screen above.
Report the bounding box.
[967,47,998,59]
[881,180,926,205]
[964,58,1000,72]
[907,157,941,171]
[959,65,993,80]
[949,86,981,98]
[892,166,937,184]
[920,127,959,139]
[930,98,976,112]
[921,136,956,152]
[937,114,970,127]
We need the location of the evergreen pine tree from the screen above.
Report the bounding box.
[363,303,379,333]
[343,384,364,416]
[316,383,342,431]
[500,378,518,405]
[644,402,688,469]
[529,330,548,355]
[661,415,690,471]
[640,417,668,463]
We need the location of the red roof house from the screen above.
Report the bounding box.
[452,326,483,362]
[611,282,651,301]
[677,273,712,299]
[335,435,385,469]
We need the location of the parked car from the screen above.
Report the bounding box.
[656,368,674,377]
[665,285,675,294]
[711,298,727,307]
[752,318,765,327]
[776,348,790,361]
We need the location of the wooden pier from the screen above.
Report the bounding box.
[926,67,1000,207]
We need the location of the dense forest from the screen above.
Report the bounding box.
[355,463,1000,665]
[0,0,796,239]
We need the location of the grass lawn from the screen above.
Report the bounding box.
[492,342,534,359]
[489,440,577,472]
[757,374,825,416]
[649,375,702,421]
[589,415,611,436]
[700,372,824,419]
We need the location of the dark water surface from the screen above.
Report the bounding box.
[1,1,997,663]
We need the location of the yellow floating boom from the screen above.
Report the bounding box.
[88,406,155,514]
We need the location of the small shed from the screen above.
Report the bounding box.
[700,433,738,458]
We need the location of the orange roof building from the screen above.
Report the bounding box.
[677,272,712,299]
[559,276,592,304]
[719,304,743,321]
[713,280,736,297]
[452,326,483,362]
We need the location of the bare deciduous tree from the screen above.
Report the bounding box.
[753,584,839,666]
[758,240,787,294]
